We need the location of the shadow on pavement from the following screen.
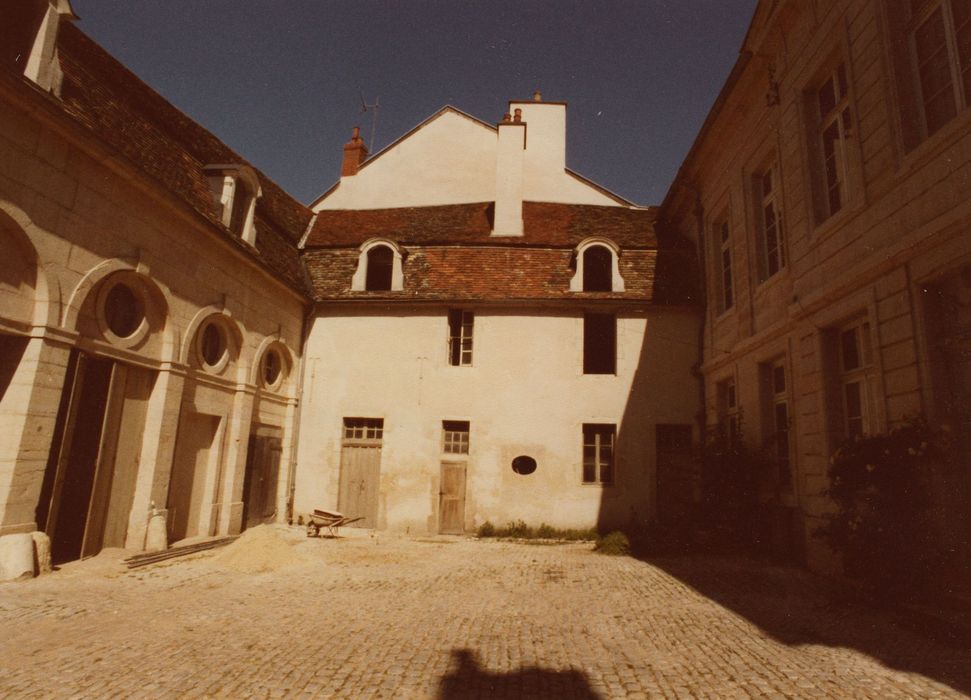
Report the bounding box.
[438,649,600,699]
[648,554,971,695]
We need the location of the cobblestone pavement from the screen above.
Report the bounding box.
[0,529,969,699]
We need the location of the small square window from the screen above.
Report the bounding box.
[343,417,384,442]
[442,421,470,454]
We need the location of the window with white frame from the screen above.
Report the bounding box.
[910,0,971,136]
[351,239,404,292]
[365,245,394,291]
[447,310,473,366]
[442,421,470,454]
[765,359,792,489]
[717,377,739,441]
[814,63,854,221]
[570,238,624,293]
[714,218,734,312]
[837,320,874,439]
[342,417,384,442]
[583,246,613,291]
[582,423,615,484]
[754,165,786,280]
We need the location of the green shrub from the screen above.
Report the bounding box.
[816,417,946,591]
[594,531,630,556]
[475,520,597,541]
[536,523,557,539]
[502,520,533,538]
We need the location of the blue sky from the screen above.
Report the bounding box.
[70,1,757,206]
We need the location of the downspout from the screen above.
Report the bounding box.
[285,298,315,524]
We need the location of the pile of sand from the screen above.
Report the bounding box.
[210,525,313,574]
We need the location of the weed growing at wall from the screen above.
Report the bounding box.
[476,520,597,541]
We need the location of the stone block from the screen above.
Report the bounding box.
[31,531,51,574]
[0,532,34,581]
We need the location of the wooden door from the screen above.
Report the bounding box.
[655,424,695,525]
[337,444,381,528]
[82,363,155,555]
[242,428,282,529]
[438,461,466,534]
[167,412,221,542]
[41,353,155,563]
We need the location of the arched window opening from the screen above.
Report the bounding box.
[583,246,613,292]
[366,245,394,291]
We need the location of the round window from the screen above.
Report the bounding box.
[103,283,144,338]
[199,322,226,368]
[262,348,282,387]
[511,456,537,475]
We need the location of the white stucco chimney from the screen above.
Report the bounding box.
[492,109,525,237]
[508,96,567,200]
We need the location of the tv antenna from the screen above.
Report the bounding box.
[359,92,380,153]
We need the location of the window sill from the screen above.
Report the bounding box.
[581,482,615,488]
[896,106,971,179]
[809,194,865,243]
[753,268,789,298]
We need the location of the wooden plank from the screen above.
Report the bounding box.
[102,366,155,549]
[81,362,127,559]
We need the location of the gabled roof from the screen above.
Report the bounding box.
[52,24,313,295]
[305,201,660,248]
[309,106,497,209]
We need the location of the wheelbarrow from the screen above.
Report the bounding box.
[306,509,363,537]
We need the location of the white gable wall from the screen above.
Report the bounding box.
[314,104,626,212]
[316,111,497,211]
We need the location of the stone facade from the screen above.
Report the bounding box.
[660,0,971,574]
[0,4,308,577]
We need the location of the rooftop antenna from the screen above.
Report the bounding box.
[359,92,380,153]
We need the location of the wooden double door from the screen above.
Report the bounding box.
[242,427,283,530]
[37,352,155,564]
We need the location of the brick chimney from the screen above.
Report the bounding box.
[341,126,368,177]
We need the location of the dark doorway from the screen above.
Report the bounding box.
[36,351,155,564]
[242,427,282,529]
[655,424,695,525]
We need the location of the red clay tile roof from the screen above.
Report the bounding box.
[306,202,661,248]
[55,24,312,295]
[303,201,697,304]
[303,245,697,304]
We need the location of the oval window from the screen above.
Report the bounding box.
[511,456,537,475]
[262,348,282,387]
[104,282,144,338]
[200,322,226,368]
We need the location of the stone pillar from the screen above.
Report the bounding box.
[275,395,300,524]
[123,363,186,550]
[0,334,73,538]
[216,384,256,535]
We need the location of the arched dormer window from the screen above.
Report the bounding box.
[351,239,404,291]
[570,238,624,293]
[204,164,262,246]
